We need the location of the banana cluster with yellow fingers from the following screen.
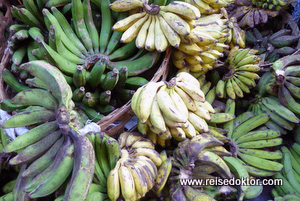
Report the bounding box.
[169,134,232,200]
[171,9,238,77]
[226,17,246,48]
[110,0,201,51]
[106,132,162,201]
[216,47,261,99]
[132,72,216,143]
[223,99,284,178]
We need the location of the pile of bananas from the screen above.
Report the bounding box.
[1,61,95,201]
[227,16,246,48]
[230,2,280,28]
[106,132,163,201]
[168,134,232,200]
[7,0,161,122]
[223,99,284,177]
[266,54,300,116]
[272,145,300,200]
[215,47,260,99]
[132,72,235,143]
[246,28,299,62]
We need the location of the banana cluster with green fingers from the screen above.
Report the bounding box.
[272,145,300,200]
[168,134,232,200]
[223,99,284,178]
[7,0,161,122]
[266,54,300,116]
[246,28,299,62]
[1,61,95,201]
[215,47,260,99]
[248,72,300,135]
[250,0,288,11]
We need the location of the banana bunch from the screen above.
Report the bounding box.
[132,72,236,143]
[110,0,200,51]
[223,99,284,177]
[171,11,230,77]
[216,47,260,99]
[267,54,300,116]
[251,0,288,11]
[227,17,246,48]
[230,5,279,28]
[246,28,299,62]
[224,157,264,201]
[272,145,300,200]
[1,61,95,201]
[185,0,234,14]
[248,72,300,135]
[169,134,232,200]
[107,131,162,201]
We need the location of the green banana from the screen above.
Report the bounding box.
[2,69,31,92]
[64,129,95,201]
[99,0,112,53]
[232,113,269,141]
[88,58,106,88]
[9,130,62,165]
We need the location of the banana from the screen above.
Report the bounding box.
[169,87,189,119]
[106,138,121,170]
[99,0,112,53]
[121,15,149,43]
[150,96,167,134]
[188,111,209,133]
[125,162,148,197]
[118,162,136,200]
[238,152,283,172]
[19,61,73,110]
[22,136,64,177]
[239,149,282,160]
[28,139,74,198]
[216,80,226,98]
[145,16,156,51]
[3,108,56,128]
[232,113,269,141]
[197,150,231,178]
[176,80,205,102]
[156,85,187,123]
[174,85,197,112]
[158,14,181,48]
[153,158,172,195]
[136,81,164,123]
[131,138,155,150]
[107,163,120,201]
[238,138,282,149]
[136,15,152,49]
[154,15,169,52]
[109,0,143,12]
[160,1,200,20]
[160,11,190,36]
[9,130,62,165]
[132,147,162,167]
[235,129,280,144]
[209,113,235,123]
[113,12,146,32]
[224,156,250,201]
